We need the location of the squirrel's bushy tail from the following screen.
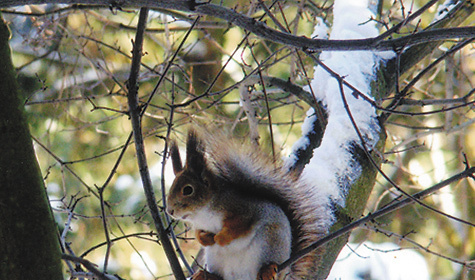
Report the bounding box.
[287,178,332,279]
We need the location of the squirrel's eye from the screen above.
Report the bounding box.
[182,185,193,196]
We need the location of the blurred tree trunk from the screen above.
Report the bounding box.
[0,15,63,280]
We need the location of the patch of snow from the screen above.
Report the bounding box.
[434,1,458,22]
[311,18,329,39]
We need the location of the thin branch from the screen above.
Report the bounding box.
[61,254,119,280]
[59,194,87,274]
[379,0,474,102]
[259,70,275,159]
[248,43,276,153]
[96,187,112,272]
[80,232,158,258]
[401,38,474,98]
[294,50,327,128]
[159,75,194,275]
[189,46,294,112]
[374,0,438,41]
[397,88,475,106]
[369,226,475,268]
[388,117,475,152]
[32,136,100,199]
[99,132,134,190]
[140,16,200,117]
[173,25,253,108]
[125,7,185,280]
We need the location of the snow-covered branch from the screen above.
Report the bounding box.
[288,0,390,207]
[283,1,390,276]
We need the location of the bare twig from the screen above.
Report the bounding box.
[97,187,112,272]
[397,88,475,106]
[388,117,475,152]
[140,16,200,117]
[61,254,119,280]
[80,232,157,258]
[375,0,438,40]
[77,35,191,95]
[160,75,194,275]
[32,136,100,199]
[247,44,276,153]
[369,226,475,269]
[125,7,185,280]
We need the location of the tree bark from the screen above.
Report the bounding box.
[0,15,63,280]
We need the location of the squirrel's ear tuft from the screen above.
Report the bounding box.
[170,140,183,175]
[186,129,206,174]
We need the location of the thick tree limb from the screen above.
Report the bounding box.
[1,1,474,51]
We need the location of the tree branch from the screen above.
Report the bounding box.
[61,254,119,280]
[125,8,186,280]
[1,1,474,51]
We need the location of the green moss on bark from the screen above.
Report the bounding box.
[316,130,386,279]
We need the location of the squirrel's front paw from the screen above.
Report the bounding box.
[196,230,216,246]
[214,231,233,246]
[258,263,278,280]
[191,269,223,280]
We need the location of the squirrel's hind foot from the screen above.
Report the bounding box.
[258,263,278,280]
[191,269,223,280]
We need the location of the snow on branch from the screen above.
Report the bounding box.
[287,0,393,208]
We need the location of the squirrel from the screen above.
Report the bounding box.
[166,129,329,280]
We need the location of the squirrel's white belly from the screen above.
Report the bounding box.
[205,232,262,280]
[204,203,292,280]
